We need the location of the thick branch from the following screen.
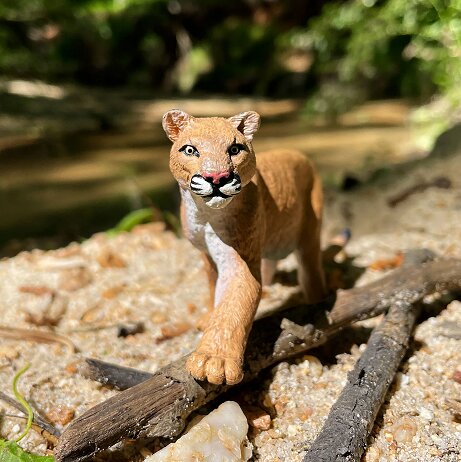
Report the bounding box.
[55,258,461,462]
[303,300,419,462]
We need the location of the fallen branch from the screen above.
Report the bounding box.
[55,257,461,462]
[303,300,419,462]
[387,176,451,207]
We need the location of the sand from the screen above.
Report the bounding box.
[0,136,460,461]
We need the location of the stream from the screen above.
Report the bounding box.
[0,99,414,255]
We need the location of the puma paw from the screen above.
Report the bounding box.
[186,351,244,385]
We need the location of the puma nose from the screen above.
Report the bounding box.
[201,171,231,185]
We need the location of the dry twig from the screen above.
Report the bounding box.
[0,327,77,353]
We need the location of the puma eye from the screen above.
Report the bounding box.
[179,145,199,157]
[228,143,245,155]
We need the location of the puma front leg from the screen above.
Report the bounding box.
[196,254,217,331]
[187,246,261,385]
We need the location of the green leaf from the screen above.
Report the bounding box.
[0,440,54,462]
[106,208,154,236]
[0,366,54,462]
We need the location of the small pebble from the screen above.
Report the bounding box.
[452,369,461,384]
[419,407,434,420]
[241,405,271,431]
[390,416,418,443]
[300,355,323,378]
[117,322,144,337]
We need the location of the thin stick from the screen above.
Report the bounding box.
[55,258,461,462]
[0,327,77,353]
[0,391,61,438]
[303,300,418,462]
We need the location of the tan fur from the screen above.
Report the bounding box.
[163,110,326,385]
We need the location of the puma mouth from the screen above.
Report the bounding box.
[202,193,234,209]
[190,173,241,208]
[206,190,232,199]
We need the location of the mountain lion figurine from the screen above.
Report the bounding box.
[162,109,326,385]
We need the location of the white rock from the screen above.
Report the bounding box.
[146,401,252,462]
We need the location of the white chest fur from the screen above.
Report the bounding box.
[180,188,237,305]
[180,188,235,262]
[180,188,207,249]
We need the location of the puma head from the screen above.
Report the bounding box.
[162,109,260,209]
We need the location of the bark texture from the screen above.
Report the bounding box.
[303,301,418,462]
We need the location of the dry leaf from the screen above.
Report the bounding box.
[101,284,126,299]
[45,405,75,426]
[19,286,54,296]
[97,252,126,268]
[155,322,191,343]
[65,361,79,374]
[59,267,92,291]
[369,253,404,271]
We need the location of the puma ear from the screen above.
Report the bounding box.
[227,111,260,142]
[162,109,193,142]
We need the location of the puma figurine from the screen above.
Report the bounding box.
[162,110,326,385]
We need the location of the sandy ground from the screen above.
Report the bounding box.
[0,133,460,461]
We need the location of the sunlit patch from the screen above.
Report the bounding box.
[5,80,67,99]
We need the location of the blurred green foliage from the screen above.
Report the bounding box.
[299,0,461,117]
[0,0,178,86]
[198,19,279,94]
[0,0,459,109]
[0,0,314,94]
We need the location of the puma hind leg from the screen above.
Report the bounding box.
[295,174,327,303]
[295,220,326,303]
[261,258,277,287]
